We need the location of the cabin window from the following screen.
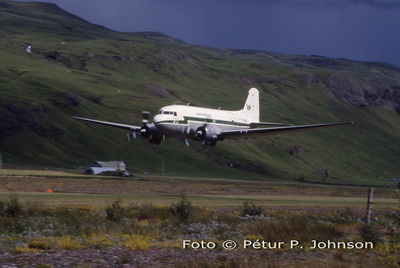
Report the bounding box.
[174,112,177,116]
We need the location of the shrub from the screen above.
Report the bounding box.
[240,201,263,217]
[105,199,126,222]
[0,194,23,218]
[171,193,193,222]
[359,224,384,244]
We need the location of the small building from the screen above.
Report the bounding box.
[84,161,126,175]
[315,169,329,177]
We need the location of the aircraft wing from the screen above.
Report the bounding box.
[249,122,292,128]
[220,122,353,139]
[71,116,141,131]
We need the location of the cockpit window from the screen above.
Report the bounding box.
[162,111,177,115]
[159,110,177,116]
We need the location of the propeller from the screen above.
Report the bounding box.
[140,111,151,138]
[139,111,164,144]
[126,132,137,142]
[126,111,149,142]
[184,138,191,147]
[195,124,218,146]
[142,111,150,124]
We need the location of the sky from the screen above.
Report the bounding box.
[19,0,400,66]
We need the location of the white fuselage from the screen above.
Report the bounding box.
[153,105,255,139]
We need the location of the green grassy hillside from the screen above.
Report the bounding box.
[1,0,399,185]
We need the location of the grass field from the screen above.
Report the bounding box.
[1,168,399,267]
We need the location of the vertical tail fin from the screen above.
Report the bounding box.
[242,88,260,123]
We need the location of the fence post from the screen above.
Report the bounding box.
[365,187,374,224]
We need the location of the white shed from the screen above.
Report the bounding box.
[84,161,127,175]
[84,167,117,175]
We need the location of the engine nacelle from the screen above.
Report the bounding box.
[195,125,219,146]
[140,123,164,145]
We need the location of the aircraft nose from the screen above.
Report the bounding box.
[153,114,162,124]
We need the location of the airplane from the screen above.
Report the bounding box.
[72,88,353,147]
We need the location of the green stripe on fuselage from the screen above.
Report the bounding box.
[157,116,250,127]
